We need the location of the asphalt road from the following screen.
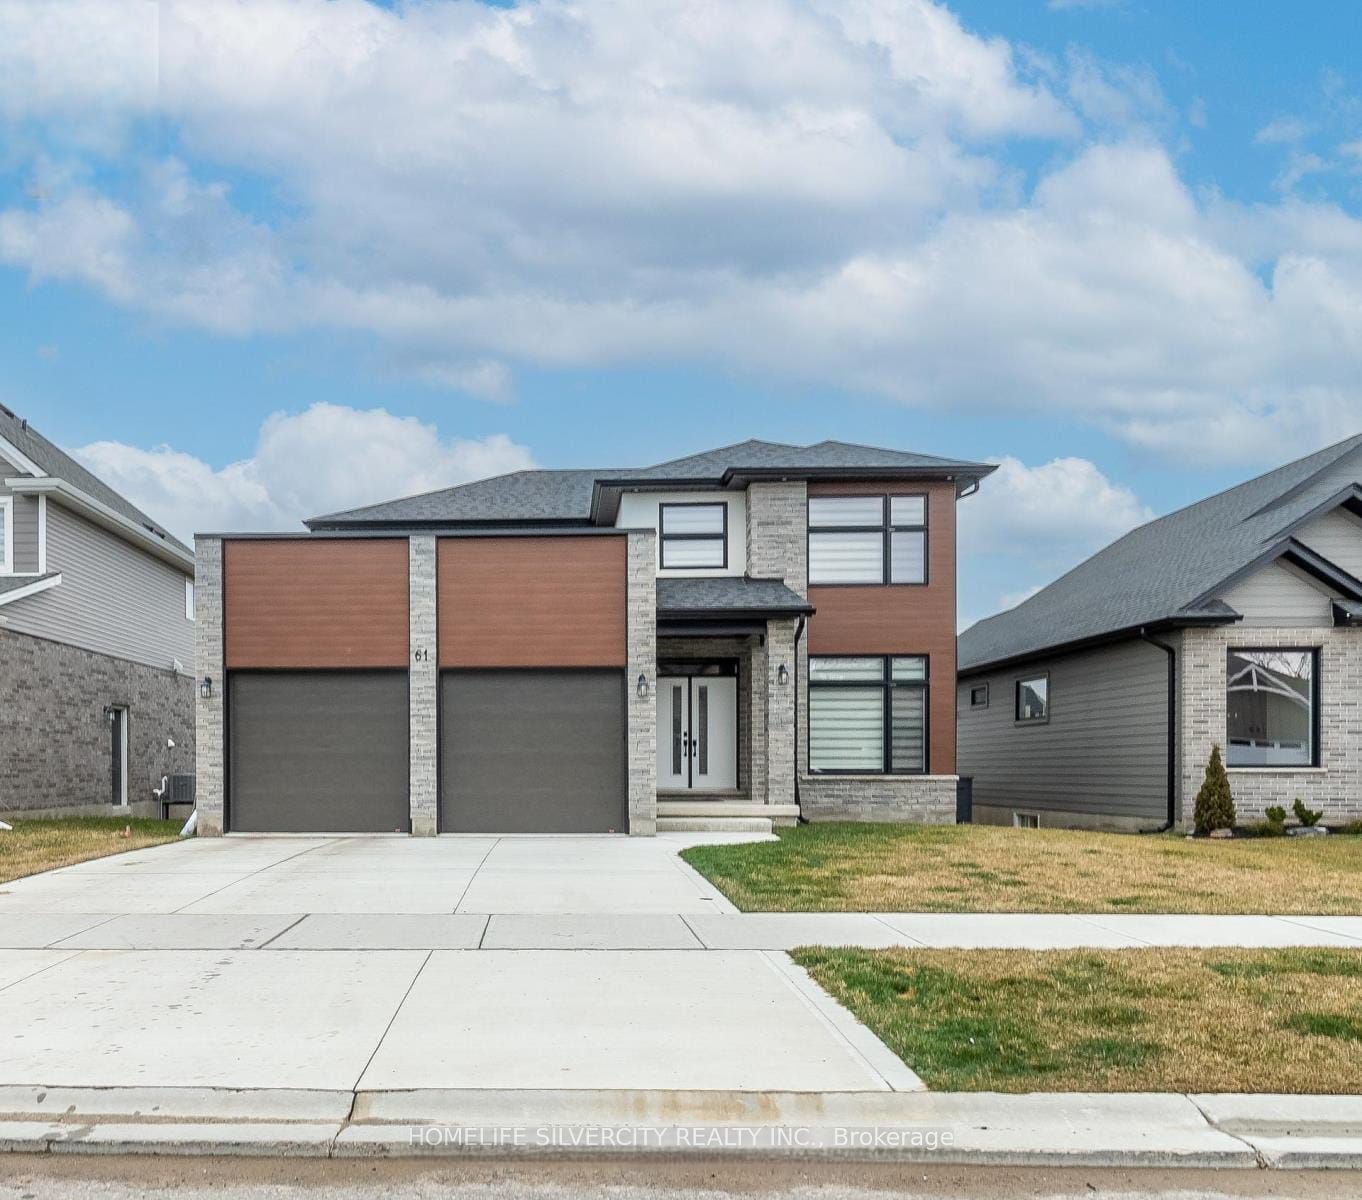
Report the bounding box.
[1,1158,1357,1200]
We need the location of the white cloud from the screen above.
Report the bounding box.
[1256,116,1311,145]
[73,403,536,541]
[960,455,1154,563]
[0,1,1361,460]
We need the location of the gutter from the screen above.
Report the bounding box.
[1138,627,1178,833]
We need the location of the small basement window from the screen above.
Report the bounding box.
[969,683,989,709]
[1013,812,1040,829]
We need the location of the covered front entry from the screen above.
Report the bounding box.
[440,669,627,833]
[657,663,738,791]
[228,671,410,833]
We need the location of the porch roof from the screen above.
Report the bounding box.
[655,576,814,621]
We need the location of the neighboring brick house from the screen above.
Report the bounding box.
[0,407,195,818]
[957,435,1362,831]
[194,439,993,835]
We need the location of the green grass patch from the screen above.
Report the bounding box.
[0,816,180,884]
[793,946,1362,1093]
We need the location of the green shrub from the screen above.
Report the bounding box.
[1193,745,1236,835]
[1265,804,1287,825]
[1292,798,1323,828]
[1243,819,1285,838]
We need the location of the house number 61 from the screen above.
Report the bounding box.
[413,648,430,662]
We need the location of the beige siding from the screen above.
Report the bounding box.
[957,638,1169,825]
[1297,507,1362,580]
[1219,561,1335,627]
[4,501,194,672]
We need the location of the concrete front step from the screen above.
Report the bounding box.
[658,801,800,820]
[656,816,773,833]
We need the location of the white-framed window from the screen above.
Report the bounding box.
[0,496,11,574]
[659,502,727,569]
[185,576,195,621]
[807,494,928,585]
[808,654,928,774]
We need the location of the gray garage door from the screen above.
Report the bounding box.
[229,672,409,833]
[440,670,626,833]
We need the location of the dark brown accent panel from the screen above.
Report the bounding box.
[438,536,627,668]
[224,539,409,669]
[807,479,958,773]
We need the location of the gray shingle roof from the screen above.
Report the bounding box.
[308,440,993,528]
[958,433,1362,672]
[0,406,191,557]
[656,576,814,616]
[0,572,58,600]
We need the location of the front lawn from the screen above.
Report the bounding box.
[794,946,1362,1093]
[0,816,180,884]
[680,822,1362,913]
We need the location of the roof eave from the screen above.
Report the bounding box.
[957,611,1241,678]
[657,602,815,621]
[7,478,193,570]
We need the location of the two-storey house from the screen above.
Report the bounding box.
[193,440,993,834]
[0,407,196,818]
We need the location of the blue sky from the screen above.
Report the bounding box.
[2,0,1361,625]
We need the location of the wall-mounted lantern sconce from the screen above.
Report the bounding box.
[200,676,213,700]
[102,705,116,726]
[777,663,790,686]
[636,673,650,700]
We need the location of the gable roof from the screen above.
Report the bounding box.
[958,433,1362,673]
[307,440,994,529]
[0,405,192,560]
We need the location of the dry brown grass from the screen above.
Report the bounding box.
[794,945,1362,1092]
[682,822,1362,913]
[0,817,179,885]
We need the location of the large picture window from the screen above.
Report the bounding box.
[808,494,927,585]
[1226,648,1318,767]
[659,502,727,569]
[1015,674,1048,723]
[808,655,928,774]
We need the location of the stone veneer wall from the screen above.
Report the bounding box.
[799,774,957,823]
[194,536,225,835]
[746,480,808,592]
[0,628,194,817]
[626,531,658,834]
[408,535,437,835]
[1177,625,1362,826]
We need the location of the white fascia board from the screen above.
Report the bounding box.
[4,477,194,571]
[0,433,45,477]
[0,573,62,607]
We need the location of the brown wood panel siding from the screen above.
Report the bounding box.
[807,479,958,773]
[224,539,409,668]
[438,536,627,668]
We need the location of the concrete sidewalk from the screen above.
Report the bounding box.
[1,1086,1360,1168]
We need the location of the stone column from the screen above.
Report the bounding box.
[748,633,769,803]
[194,536,225,836]
[766,617,798,807]
[626,531,657,835]
[408,535,438,836]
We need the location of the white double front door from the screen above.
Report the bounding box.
[657,674,738,791]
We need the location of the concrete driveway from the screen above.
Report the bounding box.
[0,835,916,1095]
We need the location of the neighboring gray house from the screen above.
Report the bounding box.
[0,407,195,818]
[957,434,1362,831]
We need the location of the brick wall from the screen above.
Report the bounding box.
[1177,625,1362,826]
[0,628,194,817]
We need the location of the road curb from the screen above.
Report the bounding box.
[1,1087,1360,1166]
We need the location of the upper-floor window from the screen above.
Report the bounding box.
[185,577,195,621]
[807,494,926,585]
[659,502,727,569]
[1015,674,1049,723]
[0,496,10,574]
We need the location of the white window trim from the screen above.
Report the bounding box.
[36,494,46,573]
[185,576,195,621]
[0,496,12,574]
